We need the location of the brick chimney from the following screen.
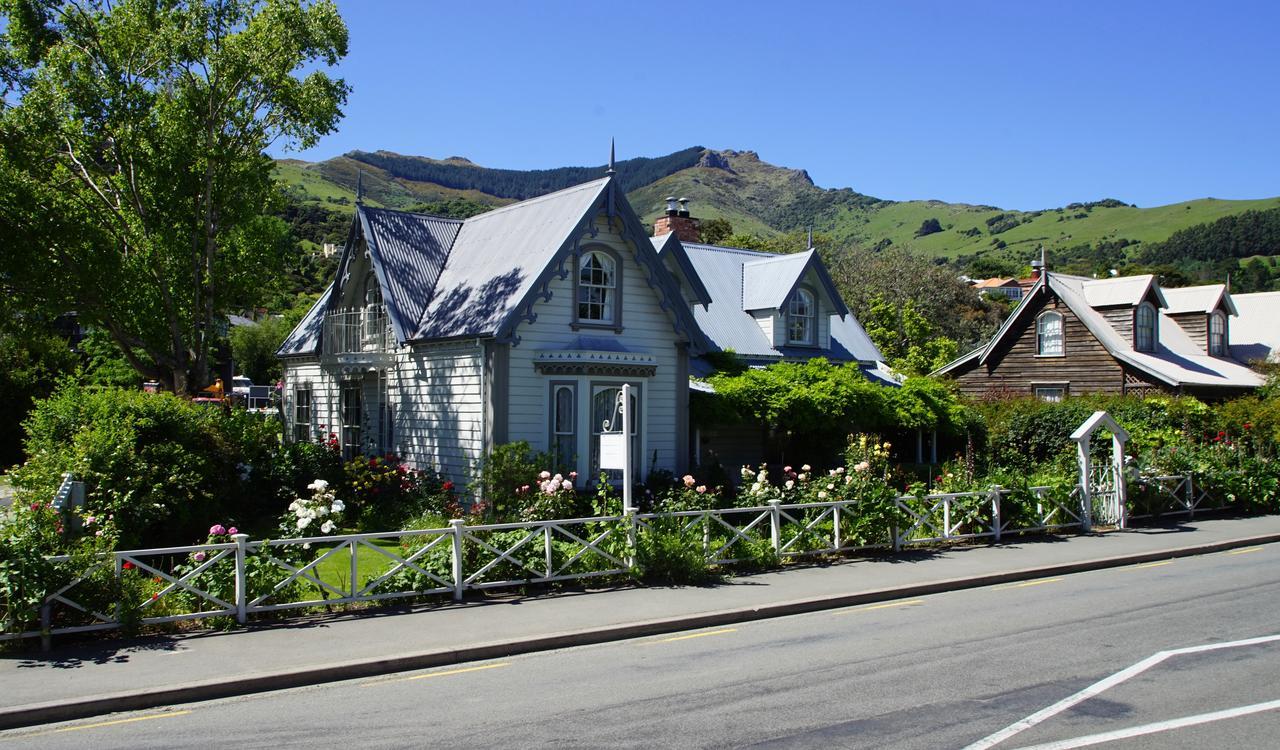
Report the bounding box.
[653,196,701,243]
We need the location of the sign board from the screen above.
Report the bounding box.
[599,432,626,470]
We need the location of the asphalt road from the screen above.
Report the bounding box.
[4,544,1279,749]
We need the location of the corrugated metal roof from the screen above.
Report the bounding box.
[277,284,332,357]
[1230,291,1280,363]
[651,232,712,307]
[679,241,882,364]
[413,178,611,340]
[360,207,461,342]
[1162,284,1235,315]
[742,252,813,310]
[1081,274,1166,308]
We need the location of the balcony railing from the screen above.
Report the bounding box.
[324,307,396,356]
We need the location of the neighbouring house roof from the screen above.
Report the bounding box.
[934,272,1263,390]
[973,277,1019,289]
[1161,283,1237,316]
[668,241,881,365]
[1230,291,1280,363]
[278,176,710,358]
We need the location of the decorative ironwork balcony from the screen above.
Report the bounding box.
[323,307,396,358]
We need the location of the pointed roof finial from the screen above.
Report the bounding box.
[1226,271,1232,293]
[356,170,364,204]
[607,138,616,175]
[807,226,814,250]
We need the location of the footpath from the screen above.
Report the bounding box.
[3,514,1280,729]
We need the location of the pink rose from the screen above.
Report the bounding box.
[227,527,238,535]
[209,524,227,536]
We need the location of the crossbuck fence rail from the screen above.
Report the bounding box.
[4,475,1208,645]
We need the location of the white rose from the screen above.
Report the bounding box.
[331,499,345,512]
[321,520,335,534]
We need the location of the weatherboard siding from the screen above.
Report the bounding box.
[505,214,684,482]
[282,359,332,442]
[396,341,485,484]
[1169,312,1209,353]
[950,294,1126,397]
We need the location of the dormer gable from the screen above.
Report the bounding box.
[1162,284,1237,357]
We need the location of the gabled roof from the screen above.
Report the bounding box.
[936,271,1263,389]
[280,176,710,355]
[1230,291,1280,363]
[359,207,462,342]
[1162,284,1237,316]
[1080,274,1166,308]
[741,249,849,316]
[974,277,1019,289]
[673,241,881,364]
[277,284,332,358]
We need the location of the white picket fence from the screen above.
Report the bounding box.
[3,478,1195,644]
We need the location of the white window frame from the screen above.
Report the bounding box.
[293,386,312,443]
[589,382,641,483]
[1209,311,1226,356]
[573,248,622,330]
[1036,311,1065,357]
[1135,302,1157,352]
[340,382,362,460]
[787,288,817,345]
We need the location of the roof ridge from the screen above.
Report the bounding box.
[460,177,610,224]
[685,242,785,258]
[361,205,466,224]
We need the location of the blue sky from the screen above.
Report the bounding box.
[280,1,1280,211]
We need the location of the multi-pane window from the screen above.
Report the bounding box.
[550,383,576,470]
[1035,386,1066,403]
[340,383,362,459]
[1036,311,1064,356]
[577,251,616,323]
[1209,312,1226,356]
[293,388,312,443]
[788,289,816,344]
[1135,303,1157,352]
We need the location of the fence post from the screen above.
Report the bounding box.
[768,499,782,553]
[40,603,52,653]
[943,495,952,540]
[1186,474,1195,519]
[991,486,1003,542]
[892,498,903,552]
[450,519,465,602]
[625,512,637,570]
[544,525,553,578]
[233,533,248,624]
[833,503,842,551]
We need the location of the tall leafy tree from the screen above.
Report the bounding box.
[0,0,349,393]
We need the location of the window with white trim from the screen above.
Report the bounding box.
[1135,303,1157,352]
[1035,386,1066,402]
[293,387,312,443]
[1036,311,1064,356]
[787,288,816,345]
[550,382,577,470]
[340,382,362,459]
[1209,312,1226,356]
[577,251,617,324]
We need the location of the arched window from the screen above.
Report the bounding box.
[576,251,617,324]
[1209,311,1226,356]
[1036,311,1064,356]
[788,288,816,344]
[1135,303,1157,352]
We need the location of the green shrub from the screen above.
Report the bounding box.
[635,518,714,585]
[11,383,286,549]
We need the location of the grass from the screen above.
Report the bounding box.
[308,536,411,593]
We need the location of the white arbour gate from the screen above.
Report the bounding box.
[1070,411,1130,530]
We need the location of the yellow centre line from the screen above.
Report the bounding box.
[646,628,738,644]
[365,662,510,686]
[836,599,925,615]
[1134,560,1175,569]
[1228,547,1264,556]
[998,577,1063,590]
[17,710,192,737]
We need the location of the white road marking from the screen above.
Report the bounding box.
[1013,698,1280,749]
[963,633,1280,750]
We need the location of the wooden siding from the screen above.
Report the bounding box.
[505,213,686,482]
[752,310,774,346]
[949,293,1128,397]
[397,341,485,484]
[1097,306,1133,344]
[1169,312,1208,353]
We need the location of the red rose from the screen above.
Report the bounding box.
[122,561,134,570]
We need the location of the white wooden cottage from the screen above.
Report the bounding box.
[278,172,890,486]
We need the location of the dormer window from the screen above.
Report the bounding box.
[1036,311,1064,356]
[1209,311,1226,356]
[1135,303,1157,352]
[787,288,816,345]
[575,249,620,327]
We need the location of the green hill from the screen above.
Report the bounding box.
[274,147,1280,287]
